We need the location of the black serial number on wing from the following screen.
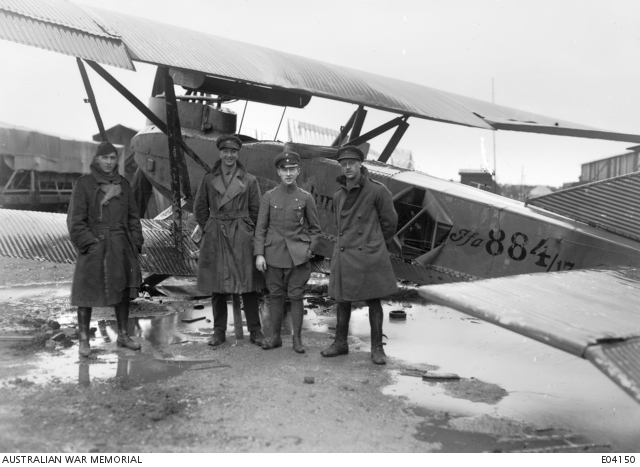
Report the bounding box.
[449,228,575,272]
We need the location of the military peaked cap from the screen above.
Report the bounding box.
[216,135,242,151]
[336,145,365,162]
[95,141,118,157]
[274,151,300,168]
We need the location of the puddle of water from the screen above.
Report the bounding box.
[345,300,640,452]
[2,283,639,450]
[0,283,71,303]
[100,308,213,346]
[5,345,223,387]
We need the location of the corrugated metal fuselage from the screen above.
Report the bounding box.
[133,123,640,286]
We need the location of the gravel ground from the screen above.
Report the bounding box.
[0,256,610,453]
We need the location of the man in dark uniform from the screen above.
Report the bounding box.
[254,151,321,353]
[194,135,265,347]
[321,146,398,364]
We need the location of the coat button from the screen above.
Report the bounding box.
[340,247,344,252]
[340,232,343,236]
[358,231,362,234]
[358,247,362,250]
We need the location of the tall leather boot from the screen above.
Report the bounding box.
[262,295,283,350]
[114,301,141,350]
[77,307,92,358]
[321,301,351,357]
[209,294,227,346]
[243,292,264,345]
[290,298,305,354]
[368,299,386,364]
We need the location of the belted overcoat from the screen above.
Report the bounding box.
[328,167,398,302]
[67,172,143,307]
[194,161,264,294]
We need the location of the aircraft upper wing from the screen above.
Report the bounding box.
[418,266,640,404]
[0,208,198,276]
[2,0,640,143]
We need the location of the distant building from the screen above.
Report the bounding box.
[579,145,640,183]
[528,185,553,198]
[459,169,497,193]
[0,121,122,211]
[287,118,414,169]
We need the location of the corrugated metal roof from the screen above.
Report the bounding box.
[2,0,639,143]
[0,209,197,276]
[0,0,134,70]
[418,266,640,403]
[528,171,640,242]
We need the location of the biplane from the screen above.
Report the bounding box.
[0,0,639,405]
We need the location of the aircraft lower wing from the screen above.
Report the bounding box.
[0,208,198,276]
[418,267,640,404]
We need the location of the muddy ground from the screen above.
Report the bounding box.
[0,257,613,453]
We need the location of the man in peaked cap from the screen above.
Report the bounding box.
[322,145,398,364]
[254,151,321,353]
[194,134,265,347]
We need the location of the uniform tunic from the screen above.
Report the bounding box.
[67,172,143,307]
[254,183,321,267]
[328,167,398,302]
[194,161,264,294]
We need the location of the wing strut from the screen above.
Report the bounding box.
[331,110,357,147]
[379,117,410,163]
[163,67,191,251]
[76,58,107,141]
[349,105,367,141]
[347,115,409,149]
[83,60,211,173]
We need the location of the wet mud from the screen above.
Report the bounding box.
[1,258,639,452]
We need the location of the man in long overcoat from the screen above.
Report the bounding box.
[322,145,398,364]
[194,135,265,346]
[68,141,144,357]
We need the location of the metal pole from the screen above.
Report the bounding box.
[238,101,248,134]
[274,106,287,141]
[492,77,497,194]
[76,58,107,141]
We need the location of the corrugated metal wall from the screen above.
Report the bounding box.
[0,209,198,275]
[528,171,640,242]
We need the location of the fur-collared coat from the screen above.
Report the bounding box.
[67,173,143,307]
[328,167,398,301]
[194,161,264,294]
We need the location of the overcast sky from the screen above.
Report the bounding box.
[1,0,639,186]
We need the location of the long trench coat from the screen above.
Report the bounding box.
[328,167,398,302]
[194,161,264,294]
[67,173,143,307]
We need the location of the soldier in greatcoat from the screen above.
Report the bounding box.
[67,141,144,358]
[194,135,265,347]
[254,151,321,353]
[322,146,398,364]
